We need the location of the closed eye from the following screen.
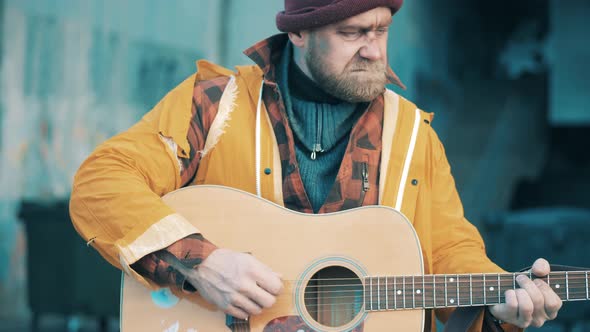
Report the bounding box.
[339,30,362,40]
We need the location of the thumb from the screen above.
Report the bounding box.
[532,258,550,277]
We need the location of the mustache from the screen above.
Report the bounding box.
[347,59,386,72]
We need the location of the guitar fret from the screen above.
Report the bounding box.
[513,272,516,291]
[385,276,389,310]
[483,274,487,305]
[409,276,414,308]
[377,277,381,311]
[423,275,433,309]
[379,277,383,310]
[393,276,397,309]
[377,277,381,310]
[444,275,448,306]
[497,274,501,304]
[384,277,388,309]
[403,276,406,309]
[586,271,589,300]
[363,277,367,311]
[387,276,396,309]
[484,274,499,304]
[569,272,587,300]
[412,275,416,309]
[469,273,473,305]
[459,275,470,305]
[382,276,387,310]
[370,277,373,311]
[450,275,458,306]
[414,275,423,309]
[552,273,567,300]
[501,274,513,303]
[456,274,461,306]
[432,275,437,308]
[422,275,425,308]
[566,272,569,301]
[471,274,483,305]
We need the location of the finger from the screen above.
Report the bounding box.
[490,289,518,322]
[517,274,544,314]
[241,282,277,308]
[231,293,263,316]
[532,258,550,277]
[225,304,250,320]
[251,266,284,296]
[515,288,534,327]
[503,289,519,320]
[533,279,562,320]
[519,274,550,328]
[260,263,284,281]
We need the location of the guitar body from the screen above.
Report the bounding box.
[121,185,425,331]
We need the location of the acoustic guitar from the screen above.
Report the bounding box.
[120,185,590,331]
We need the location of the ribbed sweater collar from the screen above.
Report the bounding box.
[277,42,366,153]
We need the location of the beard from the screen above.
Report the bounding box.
[305,38,388,103]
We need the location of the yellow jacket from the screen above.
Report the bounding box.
[70,61,514,331]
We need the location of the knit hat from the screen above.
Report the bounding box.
[276,0,403,32]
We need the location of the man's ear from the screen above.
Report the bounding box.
[288,31,306,48]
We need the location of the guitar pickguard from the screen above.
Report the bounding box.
[263,316,364,332]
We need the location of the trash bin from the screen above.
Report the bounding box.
[18,200,119,331]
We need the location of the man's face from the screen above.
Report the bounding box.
[299,7,392,103]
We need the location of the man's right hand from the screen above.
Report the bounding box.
[184,248,283,319]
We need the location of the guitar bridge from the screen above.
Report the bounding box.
[226,315,250,331]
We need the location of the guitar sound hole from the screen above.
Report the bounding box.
[303,266,363,328]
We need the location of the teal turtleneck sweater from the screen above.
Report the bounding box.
[276,43,368,213]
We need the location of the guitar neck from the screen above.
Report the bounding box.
[363,271,590,311]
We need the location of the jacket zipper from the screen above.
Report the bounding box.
[362,162,370,192]
[311,110,324,160]
[359,158,370,205]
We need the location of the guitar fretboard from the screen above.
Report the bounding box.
[363,271,590,311]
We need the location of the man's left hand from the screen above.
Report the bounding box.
[489,258,563,328]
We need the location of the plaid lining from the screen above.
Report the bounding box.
[179,76,231,185]
[131,234,217,292]
[133,77,230,288]
[136,33,392,288]
[244,34,384,213]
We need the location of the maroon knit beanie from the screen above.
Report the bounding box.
[276,0,403,32]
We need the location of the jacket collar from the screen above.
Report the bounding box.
[243,33,406,90]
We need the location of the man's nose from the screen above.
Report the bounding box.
[359,33,382,61]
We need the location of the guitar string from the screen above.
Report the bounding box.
[275,287,590,300]
[283,290,587,303]
[267,290,590,309]
[269,296,590,311]
[289,282,589,291]
[276,282,590,294]
[294,290,590,302]
[282,287,587,301]
[276,273,589,283]
[280,288,590,303]
[281,276,590,288]
[266,281,589,306]
[182,275,589,313]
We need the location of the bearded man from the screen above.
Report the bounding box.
[70,1,562,331]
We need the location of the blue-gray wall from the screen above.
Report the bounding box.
[0,1,588,330]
